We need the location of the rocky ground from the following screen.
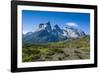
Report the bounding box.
[31,48,90,61]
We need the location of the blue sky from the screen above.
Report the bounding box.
[22,10,90,34]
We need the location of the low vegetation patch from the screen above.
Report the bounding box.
[22,36,90,62]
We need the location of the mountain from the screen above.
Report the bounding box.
[23,22,57,44]
[23,22,85,44]
[52,24,68,41]
[63,27,85,38]
[36,21,52,33]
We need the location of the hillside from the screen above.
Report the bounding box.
[22,35,90,62]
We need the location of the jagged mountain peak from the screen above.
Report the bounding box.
[54,24,61,30]
[46,21,51,26]
[39,23,44,28]
[36,21,52,32]
[53,24,63,35]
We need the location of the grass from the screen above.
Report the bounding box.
[22,35,90,62]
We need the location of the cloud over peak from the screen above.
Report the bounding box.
[66,22,78,27]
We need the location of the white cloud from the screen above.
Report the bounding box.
[66,22,78,27]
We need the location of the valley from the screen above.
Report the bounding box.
[22,36,90,62]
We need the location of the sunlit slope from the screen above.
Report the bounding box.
[22,35,90,62]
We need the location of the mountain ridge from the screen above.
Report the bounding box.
[23,22,86,44]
